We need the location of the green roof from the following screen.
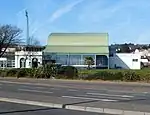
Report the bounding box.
[44,33,109,54]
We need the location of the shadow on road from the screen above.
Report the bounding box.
[0,107,57,114]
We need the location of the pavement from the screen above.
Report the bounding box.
[0,78,150,114]
[0,102,109,115]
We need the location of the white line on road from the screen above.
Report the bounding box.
[50,88,60,90]
[62,96,118,102]
[78,95,130,100]
[86,93,134,98]
[0,97,62,108]
[21,86,45,89]
[68,89,78,92]
[18,89,53,94]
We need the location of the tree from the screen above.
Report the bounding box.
[30,36,40,46]
[0,24,22,57]
[142,45,148,50]
[120,43,131,53]
[84,56,94,70]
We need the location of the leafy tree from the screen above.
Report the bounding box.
[120,43,131,53]
[0,24,22,57]
[142,45,148,50]
[84,56,94,70]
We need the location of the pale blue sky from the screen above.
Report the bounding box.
[0,0,150,45]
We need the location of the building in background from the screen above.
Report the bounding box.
[44,33,109,68]
[15,46,44,68]
[109,53,141,69]
[0,45,45,69]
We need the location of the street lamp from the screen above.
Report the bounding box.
[25,10,32,68]
[25,10,30,45]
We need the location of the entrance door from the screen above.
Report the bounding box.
[32,58,38,68]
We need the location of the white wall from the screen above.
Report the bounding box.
[15,51,43,68]
[109,53,141,69]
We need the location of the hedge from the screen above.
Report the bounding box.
[78,69,150,82]
[1,66,150,82]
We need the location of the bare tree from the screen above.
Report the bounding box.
[30,36,40,46]
[0,24,22,57]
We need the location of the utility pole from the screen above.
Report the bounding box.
[25,10,30,45]
[25,10,31,68]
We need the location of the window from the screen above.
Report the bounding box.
[133,59,138,62]
[69,55,81,65]
[96,55,108,67]
[56,55,68,65]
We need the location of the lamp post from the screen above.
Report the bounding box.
[25,10,30,45]
[25,10,31,68]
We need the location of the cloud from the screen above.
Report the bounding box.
[49,0,84,23]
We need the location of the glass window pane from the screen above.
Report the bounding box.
[69,55,81,65]
[96,55,108,67]
[56,55,68,65]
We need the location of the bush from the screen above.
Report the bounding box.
[16,68,29,78]
[79,69,145,82]
[57,66,78,79]
[1,66,150,83]
[122,71,140,82]
[6,69,18,77]
[0,69,7,77]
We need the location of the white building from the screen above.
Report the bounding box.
[109,53,141,69]
[0,46,45,69]
[15,51,43,68]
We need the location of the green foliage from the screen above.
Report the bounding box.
[84,56,94,70]
[78,69,150,82]
[57,66,78,79]
[6,69,18,77]
[117,43,131,53]
[16,68,29,78]
[2,66,150,83]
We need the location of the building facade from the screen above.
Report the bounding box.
[109,53,141,69]
[44,33,109,68]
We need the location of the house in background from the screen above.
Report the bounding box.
[0,45,45,68]
[15,46,44,68]
[43,33,109,68]
[109,53,141,69]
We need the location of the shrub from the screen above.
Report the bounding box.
[122,71,140,82]
[42,63,57,78]
[0,69,7,77]
[6,69,18,77]
[79,69,142,82]
[57,66,78,79]
[16,68,28,78]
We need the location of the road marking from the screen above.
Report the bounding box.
[86,93,134,98]
[50,88,59,90]
[18,89,53,94]
[0,97,62,108]
[21,86,45,89]
[78,95,130,100]
[68,89,78,92]
[62,96,118,102]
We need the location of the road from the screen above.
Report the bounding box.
[0,102,109,115]
[0,78,150,114]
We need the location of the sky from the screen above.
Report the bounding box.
[0,0,150,45]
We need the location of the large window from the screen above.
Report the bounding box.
[56,55,68,65]
[96,55,108,67]
[69,55,81,65]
